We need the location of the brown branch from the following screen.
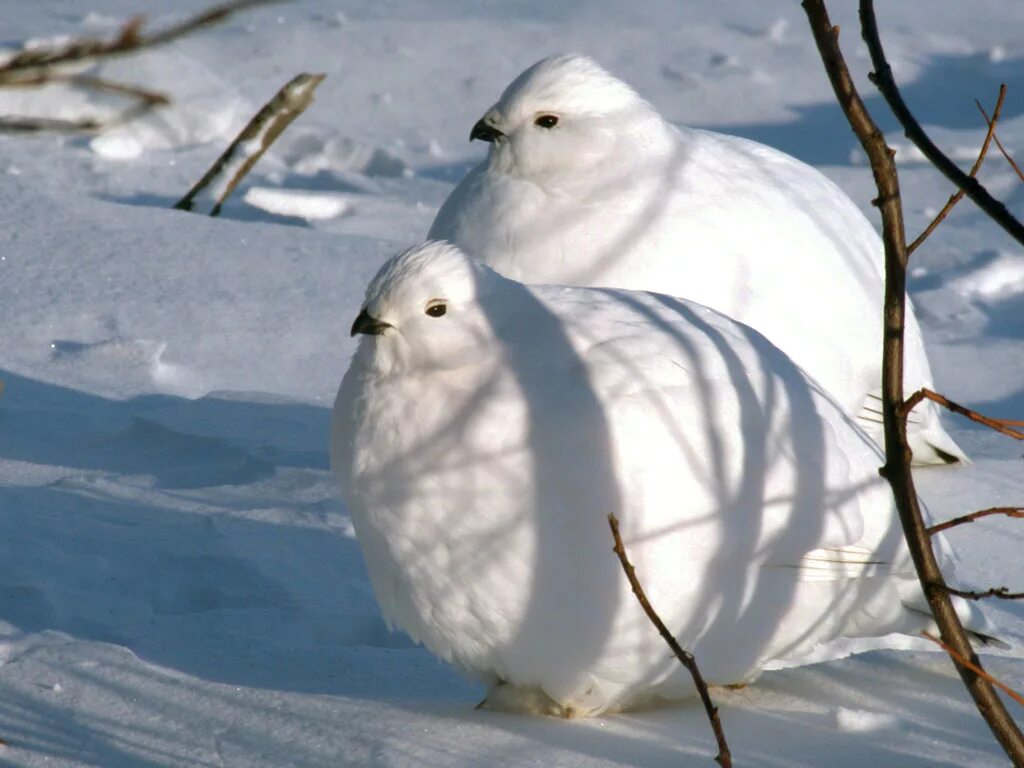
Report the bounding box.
[0,0,284,81]
[858,5,1024,247]
[608,514,731,768]
[923,632,1024,709]
[907,85,1005,255]
[902,388,1024,440]
[801,1,1024,762]
[978,102,1024,184]
[928,507,1024,536]
[173,72,325,216]
[0,74,170,134]
[941,585,1024,601]
[0,1,285,134]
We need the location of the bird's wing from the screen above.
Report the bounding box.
[550,288,882,566]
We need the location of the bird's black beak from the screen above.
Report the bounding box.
[350,308,392,337]
[470,118,504,143]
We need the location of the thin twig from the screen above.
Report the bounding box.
[941,585,1024,601]
[928,507,1024,536]
[173,72,325,216]
[0,1,287,134]
[0,0,284,81]
[1,71,169,104]
[0,74,170,134]
[922,632,1024,708]
[978,102,1024,184]
[802,1,1024,761]
[907,85,1005,254]
[608,514,732,768]
[902,388,1024,440]
[0,116,105,133]
[55,75,169,106]
[859,5,1024,247]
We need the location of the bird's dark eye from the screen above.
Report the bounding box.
[534,115,559,129]
[425,301,447,318]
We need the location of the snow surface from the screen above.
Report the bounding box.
[0,1,1022,766]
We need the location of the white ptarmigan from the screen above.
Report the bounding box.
[428,54,965,466]
[330,242,997,717]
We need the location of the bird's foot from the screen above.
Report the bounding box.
[476,682,575,717]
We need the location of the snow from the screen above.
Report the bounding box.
[0,1,1022,766]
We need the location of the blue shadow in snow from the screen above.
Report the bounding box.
[697,52,1024,166]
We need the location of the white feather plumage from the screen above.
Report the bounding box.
[331,242,995,717]
[428,54,965,465]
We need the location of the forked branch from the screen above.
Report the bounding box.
[0,0,286,134]
[857,2,1024,246]
[608,514,732,768]
[0,0,283,81]
[801,0,1024,762]
[978,101,1024,183]
[907,85,1005,255]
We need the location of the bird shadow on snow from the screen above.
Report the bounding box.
[696,51,1024,166]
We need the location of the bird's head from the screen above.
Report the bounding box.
[469,54,663,183]
[350,241,502,375]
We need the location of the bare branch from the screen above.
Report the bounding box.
[173,72,325,216]
[608,514,732,768]
[941,585,1024,601]
[801,0,1024,761]
[0,0,284,81]
[907,85,1005,255]
[928,507,1024,536]
[857,3,1024,247]
[0,74,169,134]
[922,632,1024,708]
[902,388,1024,440]
[0,1,287,134]
[977,101,1024,184]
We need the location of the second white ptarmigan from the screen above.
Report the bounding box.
[428,54,965,465]
[331,242,997,717]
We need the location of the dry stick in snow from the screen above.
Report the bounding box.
[922,632,1024,709]
[607,514,732,768]
[800,1,1024,763]
[907,84,1005,255]
[173,73,325,216]
[928,507,1024,536]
